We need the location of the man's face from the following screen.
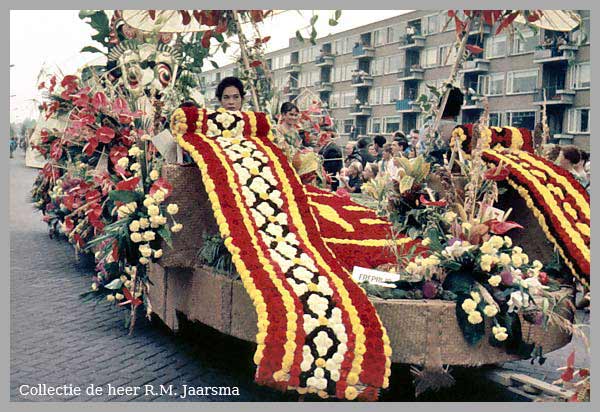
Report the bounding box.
[410,132,419,145]
[391,141,401,155]
[345,143,354,156]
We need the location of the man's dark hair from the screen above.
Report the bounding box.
[580,150,590,163]
[216,76,245,100]
[393,131,406,139]
[356,137,372,149]
[441,87,464,118]
[280,102,299,115]
[393,136,409,151]
[410,129,419,135]
[373,135,386,149]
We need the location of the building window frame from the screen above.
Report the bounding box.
[370,117,382,134]
[510,26,538,56]
[569,62,590,90]
[506,110,537,130]
[506,68,538,95]
[484,34,508,59]
[567,107,590,134]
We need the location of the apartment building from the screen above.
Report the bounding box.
[200,10,590,149]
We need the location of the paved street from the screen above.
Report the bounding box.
[9,152,589,402]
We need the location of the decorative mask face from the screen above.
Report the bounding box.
[108,41,181,97]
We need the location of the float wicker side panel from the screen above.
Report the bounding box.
[159,164,218,268]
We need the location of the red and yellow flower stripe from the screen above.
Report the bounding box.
[170,108,391,400]
[482,148,590,285]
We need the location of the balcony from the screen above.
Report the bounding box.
[352,44,375,59]
[459,59,490,74]
[351,75,374,87]
[397,65,424,81]
[462,94,484,110]
[533,45,578,64]
[283,85,299,97]
[398,34,426,50]
[349,104,372,116]
[284,63,301,73]
[395,99,421,113]
[532,87,575,106]
[315,54,335,67]
[315,81,333,93]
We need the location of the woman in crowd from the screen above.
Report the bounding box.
[378,143,399,180]
[362,162,379,183]
[273,102,302,160]
[555,145,590,191]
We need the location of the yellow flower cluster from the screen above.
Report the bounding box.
[170,108,188,136]
[492,325,508,341]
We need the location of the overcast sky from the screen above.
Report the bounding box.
[9,9,410,123]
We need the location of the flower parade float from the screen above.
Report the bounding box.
[28,9,586,402]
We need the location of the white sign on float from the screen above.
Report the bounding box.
[351,266,399,288]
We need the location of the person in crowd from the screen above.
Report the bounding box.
[555,145,590,190]
[318,133,343,191]
[350,125,359,140]
[9,137,18,159]
[356,136,376,168]
[340,161,363,193]
[362,162,379,183]
[391,134,409,158]
[273,102,302,160]
[378,143,399,180]
[368,143,378,159]
[409,128,425,156]
[217,76,244,111]
[543,144,562,163]
[373,135,386,161]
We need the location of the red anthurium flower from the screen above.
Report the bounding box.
[120,286,142,308]
[116,177,140,191]
[335,187,350,199]
[150,177,173,199]
[83,137,99,157]
[561,368,574,382]
[419,194,447,207]
[91,91,109,110]
[73,233,86,248]
[73,93,90,107]
[483,165,510,181]
[578,368,589,378]
[60,75,79,89]
[201,30,213,48]
[109,145,128,165]
[538,272,549,285]
[112,97,130,114]
[50,140,63,161]
[466,44,484,55]
[40,129,49,144]
[487,219,524,235]
[96,126,116,144]
[566,351,575,369]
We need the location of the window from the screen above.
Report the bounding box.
[334,39,344,55]
[423,14,439,35]
[507,111,536,130]
[373,28,385,46]
[507,69,537,94]
[567,108,590,133]
[386,26,400,43]
[384,55,402,74]
[370,117,382,134]
[570,62,590,89]
[485,35,507,58]
[422,47,438,68]
[489,112,503,127]
[345,35,359,54]
[369,87,383,105]
[384,116,401,134]
[512,27,537,54]
[343,119,355,134]
[383,85,401,104]
[439,44,458,66]
[330,92,340,109]
[341,91,355,108]
[371,57,385,76]
[478,73,505,96]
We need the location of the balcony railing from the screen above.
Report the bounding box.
[460,59,490,73]
[314,81,333,92]
[315,54,335,66]
[351,75,374,87]
[397,65,424,81]
[532,87,575,105]
[349,104,372,116]
[398,34,426,49]
[395,99,420,112]
[533,44,578,63]
[462,94,484,109]
[285,63,301,73]
[352,44,375,59]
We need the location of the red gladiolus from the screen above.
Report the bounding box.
[96,126,116,144]
[116,177,140,191]
[60,75,79,90]
[488,219,524,235]
[40,129,49,144]
[64,217,74,233]
[419,194,447,207]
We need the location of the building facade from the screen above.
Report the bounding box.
[200,10,590,149]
